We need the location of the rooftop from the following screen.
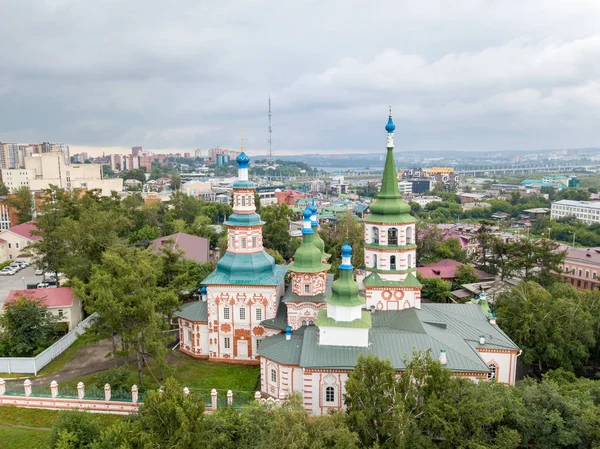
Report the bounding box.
[151,232,210,264]
[4,287,74,308]
[564,247,600,265]
[417,259,494,281]
[552,200,600,209]
[4,222,41,241]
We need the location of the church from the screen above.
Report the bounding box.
[175,112,520,415]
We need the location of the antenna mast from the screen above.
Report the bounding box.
[268,95,274,165]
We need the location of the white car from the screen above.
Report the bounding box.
[35,269,44,276]
[37,282,49,289]
[0,268,16,276]
[15,260,29,267]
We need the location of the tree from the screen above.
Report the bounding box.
[49,411,101,449]
[419,275,452,303]
[122,168,146,184]
[261,204,295,260]
[416,222,442,265]
[170,172,182,190]
[128,224,160,245]
[436,238,467,263]
[0,294,59,357]
[75,246,179,382]
[6,186,34,223]
[494,281,595,372]
[452,263,480,290]
[0,181,9,196]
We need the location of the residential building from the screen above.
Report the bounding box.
[550,200,600,225]
[2,152,122,195]
[458,192,487,203]
[410,178,432,193]
[406,195,442,207]
[181,181,220,201]
[132,146,143,157]
[151,233,210,264]
[559,247,600,291]
[174,113,519,416]
[275,190,305,206]
[397,181,412,194]
[4,288,83,331]
[0,197,19,230]
[0,143,19,169]
[0,222,40,262]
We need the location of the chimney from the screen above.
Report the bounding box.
[285,326,292,341]
[479,336,486,345]
[439,349,447,365]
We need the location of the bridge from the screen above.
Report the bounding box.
[454,164,600,176]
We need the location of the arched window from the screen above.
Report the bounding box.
[325,386,335,403]
[407,254,412,269]
[390,255,396,270]
[406,226,413,245]
[388,228,398,245]
[241,196,246,206]
[302,319,314,326]
[373,254,378,269]
[487,363,496,381]
[372,227,379,244]
[270,368,277,383]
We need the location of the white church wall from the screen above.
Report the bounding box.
[365,288,420,310]
[477,350,518,385]
[319,326,369,347]
[326,303,362,322]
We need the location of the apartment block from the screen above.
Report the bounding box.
[550,200,600,225]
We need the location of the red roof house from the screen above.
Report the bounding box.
[417,259,494,282]
[4,287,83,331]
[5,222,41,241]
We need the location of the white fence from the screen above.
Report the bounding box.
[0,313,97,375]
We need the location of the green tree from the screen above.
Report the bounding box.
[122,168,146,184]
[494,281,595,372]
[75,246,179,382]
[452,263,480,290]
[49,411,101,449]
[0,294,58,357]
[170,172,182,190]
[128,224,160,245]
[419,275,452,303]
[261,204,295,260]
[0,181,9,196]
[436,237,467,263]
[6,186,34,223]
[416,222,442,265]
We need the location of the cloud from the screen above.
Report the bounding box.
[1,0,600,154]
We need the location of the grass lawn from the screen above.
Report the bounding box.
[62,353,260,395]
[0,406,123,449]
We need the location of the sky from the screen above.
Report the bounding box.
[1,0,600,156]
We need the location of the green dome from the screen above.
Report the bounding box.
[369,147,412,220]
[311,223,330,259]
[327,268,364,307]
[215,251,277,281]
[288,233,331,273]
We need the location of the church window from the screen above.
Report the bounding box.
[390,255,396,270]
[224,337,231,349]
[407,254,413,268]
[325,386,335,403]
[373,254,378,269]
[487,363,496,381]
[372,227,379,244]
[586,270,590,278]
[388,228,398,245]
[256,339,262,351]
[241,196,246,206]
[406,226,414,245]
[223,307,230,320]
[579,269,583,277]
[302,319,314,326]
[241,238,247,249]
[256,308,262,321]
[270,368,277,383]
[253,236,257,248]
[239,307,246,320]
[304,284,310,294]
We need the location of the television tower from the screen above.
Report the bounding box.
[267,96,275,165]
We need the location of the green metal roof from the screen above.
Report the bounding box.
[287,232,331,273]
[363,272,422,288]
[260,301,288,330]
[174,301,208,322]
[367,146,414,224]
[311,223,330,260]
[324,268,365,307]
[203,252,286,286]
[225,213,264,227]
[232,180,255,189]
[260,303,519,373]
[282,274,334,303]
[316,309,372,328]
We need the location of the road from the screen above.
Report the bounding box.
[0,266,45,308]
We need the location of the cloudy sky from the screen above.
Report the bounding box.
[1,0,600,156]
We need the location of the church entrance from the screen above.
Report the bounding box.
[238,340,248,358]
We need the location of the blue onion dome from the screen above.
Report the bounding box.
[236,151,250,168]
[201,285,207,295]
[385,115,396,133]
[341,238,352,257]
[302,205,313,220]
[309,198,318,215]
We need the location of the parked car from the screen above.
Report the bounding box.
[35,269,44,275]
[37,282,49,289]
[9,263,22,271]
[15,260,29,267]
[0,268,16,276]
